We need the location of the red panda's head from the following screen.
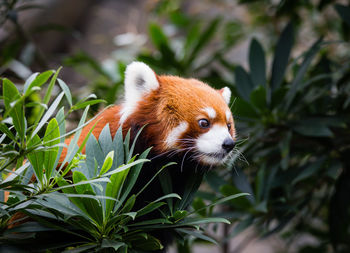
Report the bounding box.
[120,62,236,166]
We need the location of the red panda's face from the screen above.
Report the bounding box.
[158,76,236,166]
[121,62,236,166]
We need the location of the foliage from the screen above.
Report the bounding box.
[2,0,350,252]
[0,71,245,252]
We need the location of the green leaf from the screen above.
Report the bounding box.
[192,198,207,217]
[57,78,72,107]
[149,23,171,52]
[249,38,266,88]
[58,105,91,174]
[178,168,205,210]
[113,126,124,168]
[250,86,267,110]
[159,167,174,214]
[33,67,62,127]
[24,70,53,94]
[255,166,266,203]
[117,147,151,208]
[56,178,86,211]
[270,22,294,91]
[23,73,39,93]
[335,4,350,27]
[99,151,114,175]
[136,162,176,200]
[133,234,164,251]
[27,134,44,183]
[2,162,30,184]
[234,98,259,119]
[73,171,95,194]
[3,78,25,141]
[284,37,323,110]
[31,92,64,138]
[176,228,218,245]
[136,202,166,217]
[120,194,136,213]
[102,159,149,177]
[172,210,188,222]
[128,125,146,161]
[183,23,201,57]
[56,177,111,191]
[186,18,220,66]
[0,123,16,141]
[130,218,171,227]
[101,239,125,251]
[35,192,88,218]
[220,185,252,209]
[232,168,255,203]
[148,23,177,68]
[133,193,181,218]
[293,122,333,137]
[234,66,255,101]
[193,192,250,216]
[105,164,130,217]
[70,172,104,224]
[180,217,230,226]
[292,159,325,185]
[43,118,60,179]
[71,99,106,111]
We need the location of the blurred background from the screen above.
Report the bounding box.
[1,0,350,252]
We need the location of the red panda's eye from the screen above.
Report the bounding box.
[227,123,231,130]
[198,119,210,129]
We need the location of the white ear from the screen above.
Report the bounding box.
[220,87,231,104]
[120,62,159,123]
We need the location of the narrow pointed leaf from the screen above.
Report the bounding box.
[271,22,294,91]
[43,118,60,179]
[234,66,254,101]
[3,78,25,141]
[27,134,44,182]
[249,38,266,88]
[24,70,53,94]
[99,151,114,175]
[31,92,64,138]
[58,78,72,107]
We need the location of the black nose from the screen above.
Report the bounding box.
[222,138,235,152]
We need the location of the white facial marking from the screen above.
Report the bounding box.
[120,62,159,124]
[200,156,223,165]
[226,110,231,122]
[165,122,188,148]
[196,124,233,165]
[221,87,231,104]
[202,107,216,119]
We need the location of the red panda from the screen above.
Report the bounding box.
[59,62,236,249]
[7,62,236,249]
[61,61,236,167]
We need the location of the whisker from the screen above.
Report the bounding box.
[235,136,250,146]
[229,97,237,111]
[180,147,195,172]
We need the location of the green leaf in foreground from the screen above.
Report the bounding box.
[3,78,25,141]
[43,118,60,179]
